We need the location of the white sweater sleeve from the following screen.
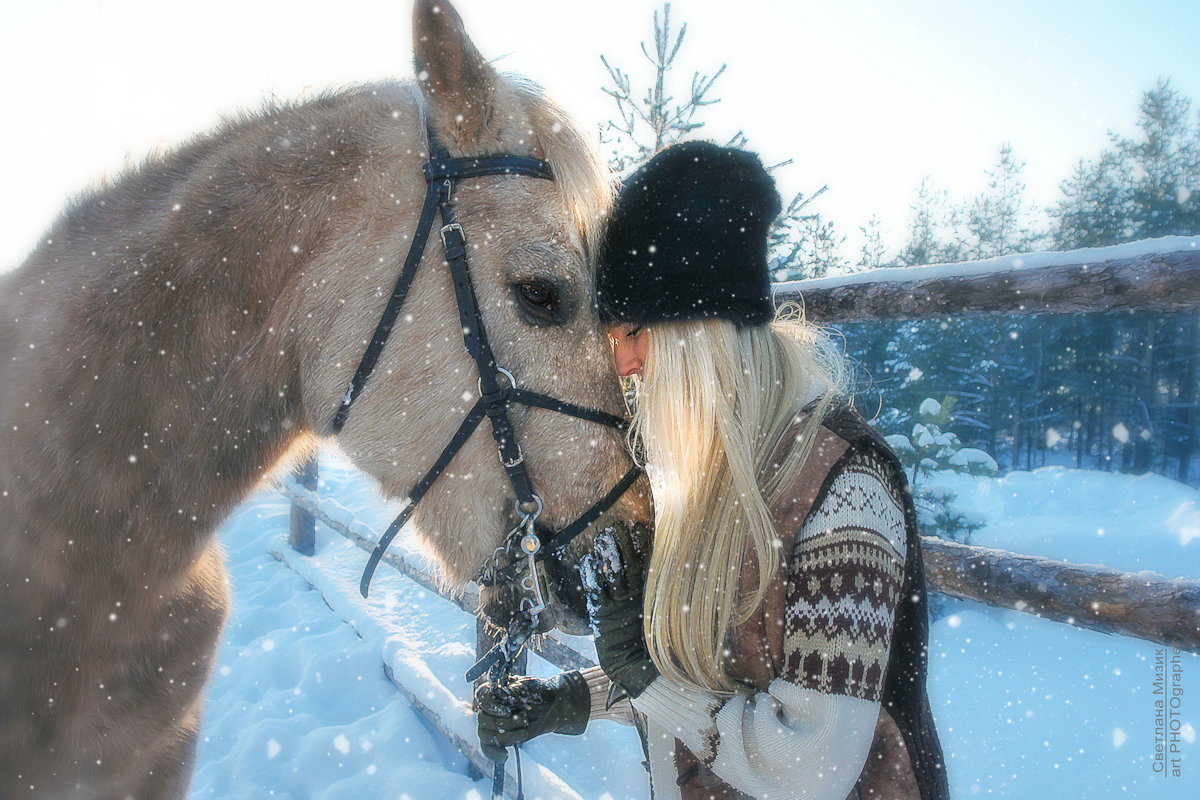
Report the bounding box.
[630,449,909,799]
[633,676,878,800]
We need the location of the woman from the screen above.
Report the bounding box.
[476,142,948,800]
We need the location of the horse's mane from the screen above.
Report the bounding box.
[54,83,410,228]
[507,76,613,267]
[50,77,611,282]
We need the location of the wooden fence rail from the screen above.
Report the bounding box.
[775,236,1200,322]
[277,477,593,671]
[922,537,1200,650]
[281,474,1200,654]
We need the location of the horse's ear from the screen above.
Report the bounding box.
[412,0,498,151]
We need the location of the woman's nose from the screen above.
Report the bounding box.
[614,341,642,377]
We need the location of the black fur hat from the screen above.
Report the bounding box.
[597,141,781,327]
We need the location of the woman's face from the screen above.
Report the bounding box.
[607,323,649,378]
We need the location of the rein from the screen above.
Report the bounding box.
[331,126,638,688]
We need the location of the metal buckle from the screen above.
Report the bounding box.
[440,222,464,246]
[500,444,524,469]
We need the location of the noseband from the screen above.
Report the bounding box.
[331,127,639,627]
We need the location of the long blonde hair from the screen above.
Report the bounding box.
[629,306,848,694]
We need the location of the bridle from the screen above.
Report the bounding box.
[331,126,640,676]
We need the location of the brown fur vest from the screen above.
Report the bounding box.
[673,407,948,800]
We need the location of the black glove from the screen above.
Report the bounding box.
[474,670,591,763]
[581,525,659,699]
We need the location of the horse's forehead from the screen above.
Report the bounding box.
[464,181,587,271]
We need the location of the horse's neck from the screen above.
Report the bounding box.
[4,211,307,589]
[113,260,307,569]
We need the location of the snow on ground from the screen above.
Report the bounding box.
[192,452,1199,798]
[192,453,645,799]
[190,480,484,799]
[935,465,1200,579]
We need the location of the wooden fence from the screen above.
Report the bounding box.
[773,236,1200,321]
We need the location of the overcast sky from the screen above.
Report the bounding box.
[2,0,1198,271]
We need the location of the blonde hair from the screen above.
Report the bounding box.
[629,305,848,694]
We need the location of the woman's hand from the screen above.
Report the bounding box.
[474,671,590,762]
[581,526,659,698]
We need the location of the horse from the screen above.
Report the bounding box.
[0,1,649,796]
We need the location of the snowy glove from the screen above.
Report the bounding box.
[581,525,659,699]
[474,671,591,763]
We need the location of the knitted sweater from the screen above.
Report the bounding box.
[633,447,906,799]
[584,413,946,799]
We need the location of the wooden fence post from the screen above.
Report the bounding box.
[289,455,318,556]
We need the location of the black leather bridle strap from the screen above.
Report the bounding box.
[480,463,643,587]
[331,183,442,436]
[332,127,638,800]
[435,165,539,509]
[425,153,554,183]
[338,127,640,603]
[508,388,629,431]
[330,152,552,436]
[540,465,642,552]
[358,398,489,595]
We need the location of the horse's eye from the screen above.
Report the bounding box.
[512,279,567,326]
[520,282,553,309]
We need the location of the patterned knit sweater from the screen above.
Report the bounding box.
[589,447,910,800]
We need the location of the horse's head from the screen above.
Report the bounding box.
[295,0,649,615]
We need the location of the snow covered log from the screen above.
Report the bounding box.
[276,477,595,672]
[268,541,591,800]
[922,536,1200,652]
[277,477,458,601]
[774,236,1200,322]
[280,474,1200,657]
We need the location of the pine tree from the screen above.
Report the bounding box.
[884,396,997,544]
[598,2,744,174]
[794,215,846,279]
[1050,156,1130,249]
[599,2,833,275]
[897,177,963,266]
[1119,79,1200,238]
[767,187,827,281]
[858,216,889,270]
[1043,81,1200,482]
[1051,79,1199,247]
[961,143,1041,258]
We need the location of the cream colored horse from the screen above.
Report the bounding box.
[0,1,647,796]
